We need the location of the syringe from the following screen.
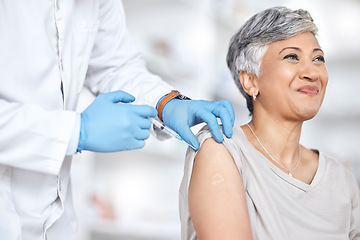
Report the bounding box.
[150,117,196,150]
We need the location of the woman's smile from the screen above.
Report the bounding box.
[297,85,319,96]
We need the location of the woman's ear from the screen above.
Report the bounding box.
[239,71,258,96]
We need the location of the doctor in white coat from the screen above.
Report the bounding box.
[0,1,235,239]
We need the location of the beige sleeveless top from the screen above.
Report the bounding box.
[179,126,360,240]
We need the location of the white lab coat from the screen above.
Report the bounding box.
[0,0,172,239]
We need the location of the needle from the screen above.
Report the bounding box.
[150,118,196,150]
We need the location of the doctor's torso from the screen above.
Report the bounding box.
[0,0,100,111]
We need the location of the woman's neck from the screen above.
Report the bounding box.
[248,113,303,169]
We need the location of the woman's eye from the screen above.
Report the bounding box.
[284,54,299,61]
[314,56,325,63]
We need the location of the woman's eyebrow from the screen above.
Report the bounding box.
[314,48,324,54]
[279,47,324,55]
[279,47,301,54]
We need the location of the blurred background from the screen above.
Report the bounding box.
[72,0,360,239]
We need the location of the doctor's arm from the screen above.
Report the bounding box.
[84,0,235,150]
[188,138,253,240]
[85,0,172,108]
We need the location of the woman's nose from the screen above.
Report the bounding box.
[299,62,320,82]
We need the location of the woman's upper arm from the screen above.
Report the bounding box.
[188,138,253,240]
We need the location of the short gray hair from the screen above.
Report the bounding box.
[226,7,318,115]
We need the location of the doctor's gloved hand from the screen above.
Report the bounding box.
[162,99,235,151]
[77,90,157,153]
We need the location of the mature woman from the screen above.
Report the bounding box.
[179,6,360,240]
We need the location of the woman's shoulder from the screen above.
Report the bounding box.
[320,152,359,192]
[193,125,248,152]
[180,125,248,207]
[321,152,354,174]
[185,125,250,174]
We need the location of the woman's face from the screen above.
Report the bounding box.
[256,31,328,121]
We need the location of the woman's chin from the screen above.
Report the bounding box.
[295,107,320,121]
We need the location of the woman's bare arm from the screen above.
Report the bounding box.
[188,138,253,240]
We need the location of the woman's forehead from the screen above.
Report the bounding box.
[267,32,320,52]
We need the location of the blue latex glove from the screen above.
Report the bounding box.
[77,90,157,152]
[162,99,235,151]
